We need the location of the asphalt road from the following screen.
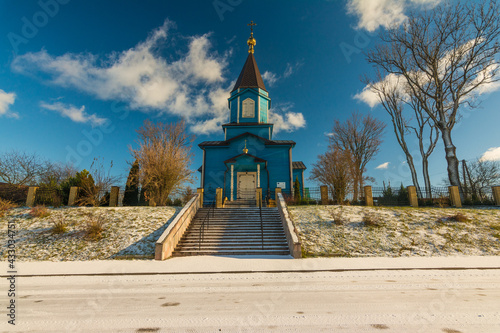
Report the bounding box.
[4,269,500,332]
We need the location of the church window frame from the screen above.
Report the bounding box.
[242,98,255,118]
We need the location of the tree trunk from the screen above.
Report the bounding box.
[405,153,422,198]
[422,157,432,199]
[441,127,462,192]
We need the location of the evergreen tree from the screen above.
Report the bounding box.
[139,186,148,206]
[123,160,139,206]
[294,176,302,202]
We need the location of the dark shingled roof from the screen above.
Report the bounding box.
[231,53,267,93]
[292,161,307,170]
[199,132,295,148]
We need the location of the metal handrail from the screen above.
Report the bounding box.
[198,200,215,251]
[259,196,264,250]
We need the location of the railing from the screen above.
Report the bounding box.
[259,197,264,250]
[198,200,215,251]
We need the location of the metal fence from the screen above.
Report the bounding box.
[34,188,64,207]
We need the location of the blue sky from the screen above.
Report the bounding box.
[0,0,499,189]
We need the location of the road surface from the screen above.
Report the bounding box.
[4,269,500,332]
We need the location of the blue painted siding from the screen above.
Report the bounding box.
[259,97,268,123]
[293,169,305,197]
[224,124,272,140]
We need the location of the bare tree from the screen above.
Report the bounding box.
[366,0,500,193]
[130,120,194,206]
[329,111,386,201]
[365,72,439,198]
[39,161,78,185]
[310,148,356,204]
[463,159,500,200]
[0,150,44,186]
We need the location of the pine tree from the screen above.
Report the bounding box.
[123,160,139,206]
[294,176,301,202]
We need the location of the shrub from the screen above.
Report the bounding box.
[363,212,382,227]
[0,198,17,217]
[30,206,50,218]
[51,218,67,234]
[449,213,469,222]
[85,213,106,240]
[331,208,349,226]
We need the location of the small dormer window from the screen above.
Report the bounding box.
[242,98,255,118]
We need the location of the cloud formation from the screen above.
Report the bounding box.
[480,147,500,162]
[347,0,443,32]
[40,101,107,127]
[12,21,304,135]
[376,162,390,169]
[261,62,302,87]
[269,103,306,133]
[0,89,18,118]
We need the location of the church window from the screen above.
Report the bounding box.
[242,98,255,118]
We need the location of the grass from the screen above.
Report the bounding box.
[438,213,469,223]
[85,213,106,240]
[30,206,51,218]
[363,212,382,227]
[51,218,68,234]
[0,198,17,217]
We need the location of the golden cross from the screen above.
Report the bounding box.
[248,21,257,33]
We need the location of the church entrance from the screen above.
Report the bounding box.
[237,172,256,200]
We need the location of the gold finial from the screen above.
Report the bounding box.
[243,140,248,154]
[247,21,257,54]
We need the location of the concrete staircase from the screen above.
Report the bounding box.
[172,207,290,257]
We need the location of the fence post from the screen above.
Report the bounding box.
[493,186,500,206]
[197,188,204,207]
[216,188,223,208]
[68,187,80,206]
[448,186,462,208]
[109,186,120,207]
[26,186,38,207]
[256,188,262,207]
[407,186,419,208]
[275,187,282,201]
[364,186,373,206]
[320,185,329,205]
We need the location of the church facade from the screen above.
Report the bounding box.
[198,27,306,203]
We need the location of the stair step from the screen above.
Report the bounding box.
[172,250,291,256]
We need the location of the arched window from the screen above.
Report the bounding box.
[242,98,255,118]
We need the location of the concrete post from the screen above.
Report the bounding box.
[448,186,462,208]
[320,185,329,205]
[275,187,282,201]
[26,186,38,207]
[492,186,500,206]
[216,188,223,208]
[68,186,80,206]
[109,186,120,207]
[197,188,204,207]
[364,186,373,206]
[407,186,419,208]
[256,188,262,208]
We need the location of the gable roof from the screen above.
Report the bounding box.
[224,153,267,164]
[231,53,267,93]
[199,132,295,148]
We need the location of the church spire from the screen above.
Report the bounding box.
[247,21,257,54]
[231,21,266,93]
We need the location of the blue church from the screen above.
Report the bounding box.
[198,24,306,204]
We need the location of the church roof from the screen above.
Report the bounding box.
[292,161,307,170]
[198,132,295,147]
[224,153,267,164]
[231,53,267,93]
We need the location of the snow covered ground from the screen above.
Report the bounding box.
[1,205,499,261]
[0,206,178,261]
[289,205,500,257]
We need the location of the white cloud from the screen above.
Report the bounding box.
[347,0,442,32]
[262,71,279,87]
[40,101,107,127]
[269,103,306,133]
[0,89,18,119]
[376,162,390,169]
[12,21,233,134]
[354,73,404,108]
[480,147,500,162]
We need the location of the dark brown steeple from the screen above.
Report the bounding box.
[231,53,267,93]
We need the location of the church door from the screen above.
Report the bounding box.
[237,172,256,200]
